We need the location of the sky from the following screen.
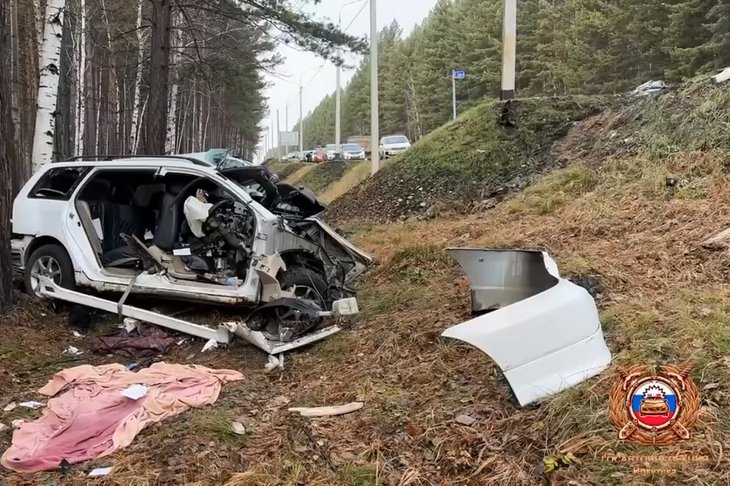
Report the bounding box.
[259,0,439,154]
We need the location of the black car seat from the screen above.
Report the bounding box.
[153,183,187,251]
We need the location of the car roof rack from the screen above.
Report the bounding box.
[62,155,210,167]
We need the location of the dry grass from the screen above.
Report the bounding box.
[2,91,730,483]
[285,164,318,185]
[319,161,371,204]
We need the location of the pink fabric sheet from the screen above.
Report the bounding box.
[1,362,243,473]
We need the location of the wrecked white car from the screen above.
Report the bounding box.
[443,249,612,406]
[11,156,372,350]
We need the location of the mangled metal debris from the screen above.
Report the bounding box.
[632,80,667,96]
[443,248,612,406]
[712,67,730,84]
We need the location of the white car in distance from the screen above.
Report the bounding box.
[341,143,366,161]
[379,135,412,159]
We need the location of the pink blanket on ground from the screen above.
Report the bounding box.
[1,362,244,473]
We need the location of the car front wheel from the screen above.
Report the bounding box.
[24,244,75,298]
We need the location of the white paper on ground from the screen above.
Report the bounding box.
[3,402,16,412]
[88,467,113,477]
[121,384,148,400]
[201,338,218,352]
[62,346,84,356]
[18,401,45,410]
[173,247,192,256]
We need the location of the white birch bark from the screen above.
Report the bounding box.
[133,94,148,154]
[129,0,145,154]
[75,0,86,156]
[165,12,182,154]
[32,0,66,171]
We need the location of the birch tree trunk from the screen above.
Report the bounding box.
[32,0,66,171]
[129,0,145,154]
[75,0,85,156]
[165,11,181,154]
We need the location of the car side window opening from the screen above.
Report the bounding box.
[30,167,91,200]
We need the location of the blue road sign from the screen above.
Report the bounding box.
[453,70,466,80]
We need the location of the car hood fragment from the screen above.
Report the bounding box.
[442,248,612,407]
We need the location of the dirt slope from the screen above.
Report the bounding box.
[328,96,612,223]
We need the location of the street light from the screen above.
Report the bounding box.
[336,0,367,156]
[370,0,379,174]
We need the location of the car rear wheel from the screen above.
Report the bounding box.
[24,244,75,298]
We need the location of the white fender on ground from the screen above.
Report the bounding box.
[443,249,612,406]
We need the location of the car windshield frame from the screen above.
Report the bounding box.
[382,136,409,144]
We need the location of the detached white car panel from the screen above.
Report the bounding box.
[442,248,612,407]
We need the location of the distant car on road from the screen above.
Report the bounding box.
[325,144,341,160]
[379,135,412,158]
[313,149,328,163]
[341,143,366,161]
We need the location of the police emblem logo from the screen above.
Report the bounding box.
[609,362,700,446]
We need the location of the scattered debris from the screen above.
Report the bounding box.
[121,384,148,401]
[72,331,84,339]
[62,346,84,357]
[230,421,246,435]
[59,458,72,475]
[538,453,580,480]
[632,80,667,96]
[442,249,612,406]
[126,362,141,370]
[289,402,364,417]
[264,354,285,373]
[0,423,7,433]
[712,67,730,84]
[702,227,730,250]
[88,466,113,477]
[3,402,16,412]
[11,419,24,429]
[123,318,139,334]
[1,363,243,473]
[93,331,175,358]
[454,414,477,426]
[201,338,218,353]
[18,401,45,410]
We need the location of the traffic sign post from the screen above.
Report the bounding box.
[452,69,465,120]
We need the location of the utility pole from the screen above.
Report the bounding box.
[270,115,275,158]
[299,85,304,153]
[452,71,457,121]
[285,105,289,157]
[370,0,380,175]
[501,0,517,100]
[276,109,280,159]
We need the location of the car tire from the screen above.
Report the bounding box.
[280,266,329,310]
[24,244,76,299]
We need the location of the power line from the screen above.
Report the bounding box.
[303,0,367,89]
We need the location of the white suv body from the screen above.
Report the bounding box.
[11,157,372,320]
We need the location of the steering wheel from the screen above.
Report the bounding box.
[207,198,233,218]
[35,188,66,198]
